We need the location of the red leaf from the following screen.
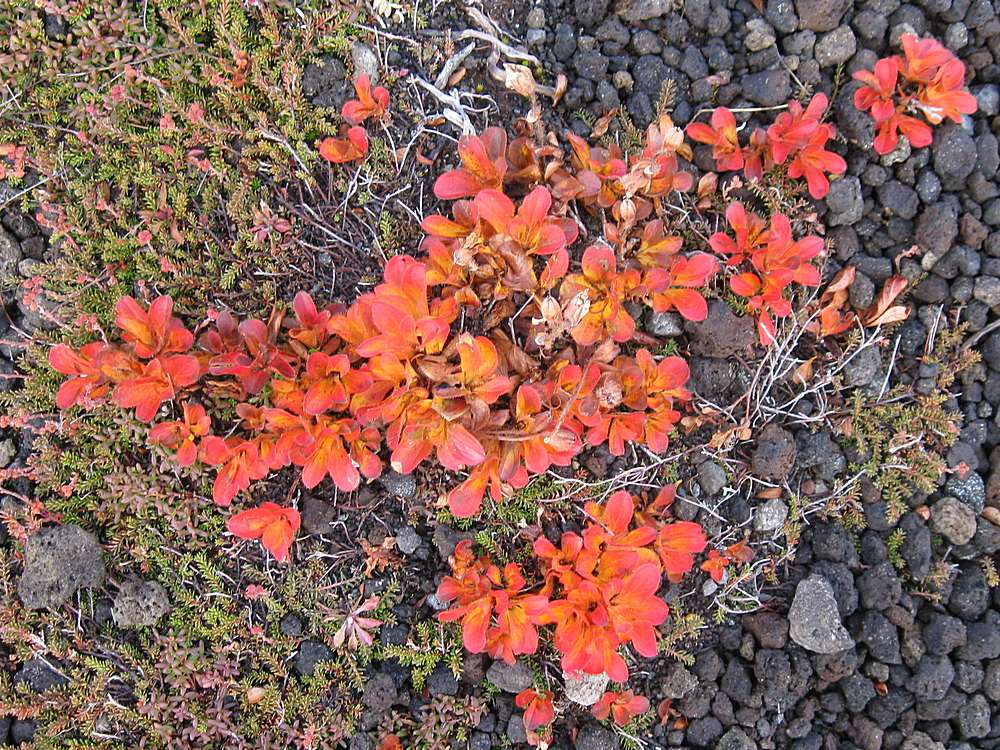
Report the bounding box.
[227,502,301,563]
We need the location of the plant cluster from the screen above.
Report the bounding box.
[707,201,825,343]
[49,90,844,562]
[436,489,754,740]
[318,74,389,163]
[687,93,847,200]
[853,33,977,154]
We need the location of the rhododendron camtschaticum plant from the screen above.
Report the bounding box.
[710,203,825,344]
[436,490,707,684]
[317,73,390,164]
[853,33,976,154]
[53,102,835,565]
[687,93,846,199]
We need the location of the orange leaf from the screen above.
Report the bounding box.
[227,502,301,562]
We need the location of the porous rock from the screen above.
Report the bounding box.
[18,525,106,610]
[788,575,855,653]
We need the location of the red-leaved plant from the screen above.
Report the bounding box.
[52,93,848,566]
[688,94,846,199]
[436,490,706,682]
[853,33,976,154]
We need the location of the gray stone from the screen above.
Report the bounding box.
[662,662,698,698]
[486,660,533,693]
[718,728,757,750]
[795,0,850,30]
[933,125,977,189]
[302,56,348,108]
[646,310,683,336]
[394,526,421,555]
[795,431,846,481]
[687,716,724,746]
[877,180,919,219]
[855,610,901,663]
[350,43,379,80]
[956,694,990,738]
[908,655,954,701]
[18,525,106,610]
[427,664,459,696]
[766,0,798,31]
[755,498,789,533]
[0,227,20,278]
[983,660,1000,700]
[576,722,620,750]
[526,29,546,47]
[901,732,945,750]
[361,670,397,710]
[974,276,1000,307]
[112,575,170,628]
[296,641,334,677]
[741,69,792,106]
[880,135,911,166]
[917,202,960,268]
[553,24,577,60]
[743,610,788,648]
[922,613,966,655]
[826,176,863,226]
[632,30,662,55]
[945,470,986,512]
[788,575,855,653]
[745,18,777,50]
[13,658,69,692]
[380,471,416,498]
[617,0,672,21]
[300,494,335,535]
[564,669,609,706]
[929,496,977,545]
[685,299,756,357]
[944,21,968,49]
[698,461,727,496]
[843,346,881,389]
[0,438,14,468]
[506,714,527,744]
[814,26,856,66]
[857,562,901,610]
[575,51,610,82]
[948,565,990,619]
[576,0,610,25]
[955,612,1000,660]
[751,424,796,481]
[840,672,876,712]
[974,84,999,116]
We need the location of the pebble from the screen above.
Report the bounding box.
[646,309,683,336]
[754,498,789,533]
[350,42,379,80]
[18,525,106,610]
[745,18,777,50]
[741,69,792,106]
[795,0,851,30]
[930,496,978,545]
[788,575,855,653]
[945,471,986,512]
[0,438,14,468]
[486,660,533,693]
[394,526,421,555]
[380,471,416,498]
[933,125,978,189]
[826,176,864,226]
[814,25,857,65]
[564,669,609,706]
